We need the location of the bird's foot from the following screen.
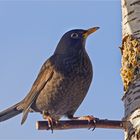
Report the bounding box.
[43,112,56,133]
[68,115,97,131]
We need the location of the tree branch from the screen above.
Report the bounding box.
[36,118,127,131]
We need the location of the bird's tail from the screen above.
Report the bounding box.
[0,101,23,122]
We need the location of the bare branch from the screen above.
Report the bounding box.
[36,118,127,131]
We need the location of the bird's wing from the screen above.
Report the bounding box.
[21,60,54,124]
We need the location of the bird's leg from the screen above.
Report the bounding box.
[68,115,97,131]
[42,111,55,133]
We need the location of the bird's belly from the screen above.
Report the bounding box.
[34,68,92,119]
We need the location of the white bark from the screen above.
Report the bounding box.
[121,0,140,139]
[122,0,140,40]
[123,78,140,139]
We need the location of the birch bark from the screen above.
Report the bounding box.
[121,0,140,139]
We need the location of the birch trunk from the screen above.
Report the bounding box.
[121,0,140,139]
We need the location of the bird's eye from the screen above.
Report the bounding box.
[71,33,79,38]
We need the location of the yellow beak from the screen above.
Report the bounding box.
[83,27,100,38]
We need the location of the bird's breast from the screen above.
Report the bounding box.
[35,52,93,118]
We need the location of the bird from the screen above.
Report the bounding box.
[0,27,99,131]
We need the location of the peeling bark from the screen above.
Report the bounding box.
[121,0,140,139]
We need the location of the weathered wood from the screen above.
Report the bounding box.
[36,118,127,131]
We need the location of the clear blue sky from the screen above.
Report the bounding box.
[0,0,123,139]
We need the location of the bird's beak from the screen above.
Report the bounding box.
[83,27,100,38]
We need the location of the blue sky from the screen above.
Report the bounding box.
[0,0,123,139]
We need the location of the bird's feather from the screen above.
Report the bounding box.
[0,102,22,122]
[21,62,54,124]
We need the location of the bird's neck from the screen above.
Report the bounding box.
[54,48,89,65]
[54,47,86,56]
[54,39,86,56]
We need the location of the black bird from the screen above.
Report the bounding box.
[0,27,99,130]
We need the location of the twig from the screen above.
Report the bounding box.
[36,118,127,131]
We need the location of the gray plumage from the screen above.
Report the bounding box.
[0,27,99,124]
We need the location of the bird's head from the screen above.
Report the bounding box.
[54,27,99,55]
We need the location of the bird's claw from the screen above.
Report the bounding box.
[47,116,54,133]
[88,118,96,131]
[77,115,97,131]
[43,112,55,133]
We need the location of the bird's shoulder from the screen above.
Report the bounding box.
[31,55,56,87]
